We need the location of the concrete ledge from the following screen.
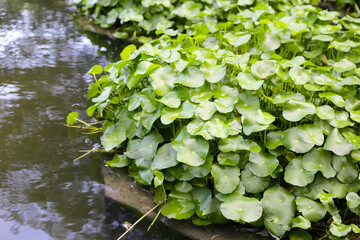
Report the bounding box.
[102,166,272,240]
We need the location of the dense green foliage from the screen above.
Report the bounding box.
[73,0,357,40]
[69,0,360,239]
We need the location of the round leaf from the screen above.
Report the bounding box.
[332,155,359,183]
[220,196,262,223]
[262,187,295,237]
[284,158,315,187]
[302,148,336,178]
[284,127,314,153]
[249,151,279,177]
[241,165,270,194]
[211,163,240,194]
[152,143,178,170]
[161,199,195,220]
[295,197,327,221]
[177,137,209,166]
[251,60,277,79]
[324,128,353,156]
[176,66,205,88]
[283,100,315,122]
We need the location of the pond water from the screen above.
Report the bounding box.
[0,0,188,239]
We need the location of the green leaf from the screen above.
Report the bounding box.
[284,158,315,187]
[289,67,310,85]
[324,128,353,156]
[176,66,205,88]
[333,59,356,73]
[295,197,327,222]
[312,34,334,41]
[266,131,285,149]
[289,230,312,240]
[161,101,194,124]
[251,60,277,79]
[150,66,176,96]
[297,124,324,146]
[316,105,335,120]
[135,61,160,76]
[249,151,279,177]
[211,163,240,194]
[241,164,270,194]
[283,100,315,122]
[66,112,78,125]
[302,148,336,178]
[332,155,359,183]
[346,192,360,209]
[153,169,164,187]
[329,223,352,237]
[102,123,126,151]
[87,64,102,75]
[220,196,262,222]
[161,199,195,220]
[217,152,240,166]
[92,86,112,103]
[262,187,295,237]
[200,61,226,83]
[152,143,178,170]
[120,44,137,60]
[158,91,181,108]
[329,111,354,128]
[292,216,311,229]
[138,131,164,160]
[234,34,251,47]
[284,127,314,153]
[177,137,209,166]
[319,92,346,108]
[106,154,130,168]
[235,92,260,116]
[219,135,261,153]
[236,72,264,90]
[195,101,217,120]
[237,0,254,6]
[350,110,360,123]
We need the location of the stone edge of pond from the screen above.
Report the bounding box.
[102,165,273,240]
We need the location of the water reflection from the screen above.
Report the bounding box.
[0,0,108,239]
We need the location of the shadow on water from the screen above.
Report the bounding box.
[0,0,190,239]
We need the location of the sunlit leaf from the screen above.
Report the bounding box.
[262,187,295,237]
[284,158,315,187]
[248,151,279,177]
[324,128,353,156]
[177,137,209,166]
[283,100,315,122]
[295,197,327,222]
[302,148,336,178]
[211,163,240,194]
[220,196,262,222]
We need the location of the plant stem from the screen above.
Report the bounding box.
[117,200,165,240]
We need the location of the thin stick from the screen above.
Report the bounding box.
[73,148,94,161]
[116,201,164,240]
[147,208,162,231]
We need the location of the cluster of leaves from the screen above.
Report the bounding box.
[72,0,358,40]
[68,1,360,239]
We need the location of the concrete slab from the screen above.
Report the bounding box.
[102,165,273,240]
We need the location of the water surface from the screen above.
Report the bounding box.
[0,1,185,239]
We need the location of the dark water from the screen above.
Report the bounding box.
[0,1,186,239]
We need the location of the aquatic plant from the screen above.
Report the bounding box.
[72,0,359,41]
[68,1,360,239]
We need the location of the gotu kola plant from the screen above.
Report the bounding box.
[68,2,360,239]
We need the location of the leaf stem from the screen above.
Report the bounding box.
[116,200,165,240]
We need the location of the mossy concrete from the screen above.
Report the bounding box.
[102,166,272,240]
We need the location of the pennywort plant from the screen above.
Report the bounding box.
[68,1,360,239]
